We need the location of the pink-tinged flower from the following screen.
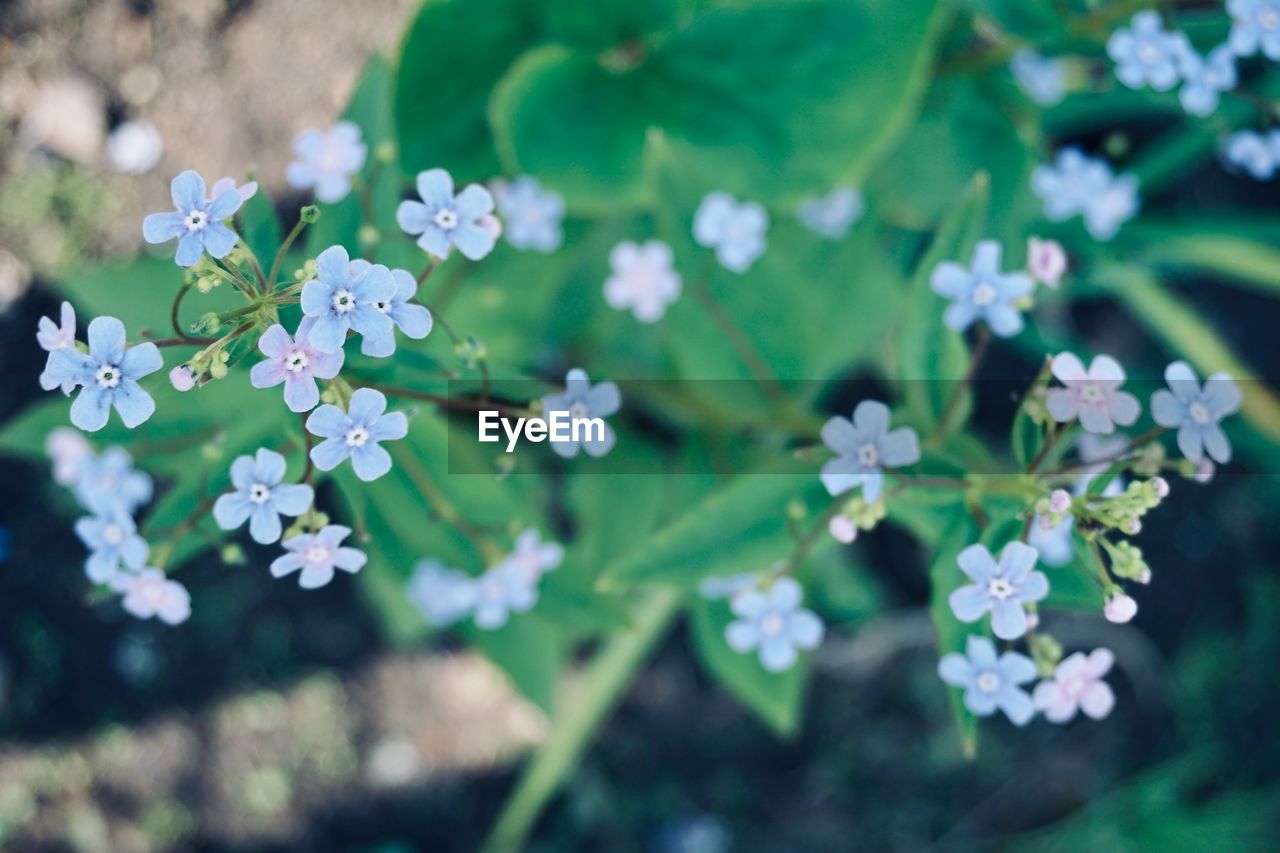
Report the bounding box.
[1027,237,1067,288]
[1033,648,1116,722]
[45,427,91,486]
[210,177,258,203]
[1104,592,1138,623]
[828,515,857,544]
[250,318,345,413]
[270,524,366,589]
[502,529,564,585]
[603,240,682,323]
[112,568,191,625]
[1046,352,1141,434]
[37,301,77,393]
[169,365,196,391]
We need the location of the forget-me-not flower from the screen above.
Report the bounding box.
[1228,0,1280,59]
[1178,45,1238,117]
[693,192,768,273]
[1046,352,1141,434]
[796,186,864,239]
[540,368,622,458]
[1107,11,1189,92]
[937,635,1036,725]
[213,448,314,545]
[306,388,408,481]
[209,176,258,204]
[1151,361,1241,463]
[503,529,564,585]
[270,524,366,589]
[948,542,1049,641]
[1223,129,1280,180]
[472,562,541,630]
[930,240,1034,337]
[492,176,565,252]
[1031,149,1139,241]
[603,240,683,323]
[300,245,396,353]
[285,122,366,203]
[1028,434,1127,567]
[820,400,920,502]
[1033,648,1117,723]
[37,301,76,393]
[1010,50,1067,106]
[397,168,497,261]
[72,446,153,515]
[75,511,148,584]
[143,170,243,267]
[46,427,92,487]
[349,261,433,357]
[250,318,345,412]
[43,316,162,432]
[112,568,191,625]
[406,559,480,627]
[725,576,824,673]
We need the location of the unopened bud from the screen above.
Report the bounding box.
[1048,489,1072,514]
[479,213,503,241]
[358,224,380,250]
[375,141,396,164]
[220,543,246,565]
[1194,459,1215,484]
[828,515,857,544]
[1104,593,1138,624]
[300,204,321,224]
[1150,477,1169,498]
[1120,518,1141,535]
[169,365,196,391]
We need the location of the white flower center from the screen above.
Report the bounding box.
[1137,41,1161,64]
[285,349,310,373]
[434,209,459,230]
[249,483,271,504]
[305,544,330,565]
[1080,384,1105,406]
[972,281,998,307]
[857,443,879,468]
[1260,7,1280,30]
[760,612,785,637]
[331,289,355,314]
[976,671,1002,693]
[140,580,167,606]
[483,576,505,600]
[987,578,1015,600]
[96,364,121,389]
[184,209,208,232]
[103,524,125,546]
[1064,674,1088,698]
[1189,401,1211,424]
[345,425,369,448]
[568,401,589,420]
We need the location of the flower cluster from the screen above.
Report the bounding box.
[1032,149,1139,242]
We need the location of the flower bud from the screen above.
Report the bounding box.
[1048,488,1072,514]
[1120,518,1141,535]
[1027,236,1067,288]
[1104,593,1138,624]
[1194,459,1215,484]
[300,204,321,224]
[358,224,380,250]
[375,141,396,164]
[479,213,503,241]
[828,515,857,544]
[1136,568,1152,585]
[169,365,196,392]
[1150,477,1169,498]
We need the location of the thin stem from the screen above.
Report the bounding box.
[392,445,499,562]
[928,325,991,447]
[691,280,789,411]
[171,282,193,338]
[417,259,438,286]
[780,498,844,576]
[150,336,216,348]
[268,215,310,291]
[238,239,269,294]
[1041,426,1167,477]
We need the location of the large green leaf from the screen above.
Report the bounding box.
[689,594,809,735]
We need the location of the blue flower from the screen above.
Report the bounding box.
[270,524,366,589]
[285,122,366,203]
[75,511,148,584]
[540,368,622,458]
[1151,361,1241,464]
[492,176,565,252]
[396,168,497,261]
[111,568,191,625]
[820,400,920,501]
[796,186,864,239]
[72,446,153,515]
[250,318,345,413]
[1178,45,1238,117]
[472,562,541,630]
[213,448,314,545]
[299,245,396,353]
[930,240,1033,337]
[142,170,243,267]
[1031,149,1139,241]
[1046,352,1141,435]
[693,192,768,273]
[1010,50,1067,106]
[406,559,480,627]
[1223,129,1280,180]
[306,388,408,481]
[1033,648,1117,722]
[1107,11,1189,92]
[937,635,1036,726]
[348,261,433,358]
[948,542,1049,640]
[503,528,564,585]
[1228,0,1280,59]
[37,301,77,394]
[603,240,683,323]
[43,316,162,432]
[724,577,824,672]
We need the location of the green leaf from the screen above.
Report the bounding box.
[929,515,982,755]
[897,171,989,433]
[689,594,808,735]
[463,614,571,715]
[965,0,1065,41]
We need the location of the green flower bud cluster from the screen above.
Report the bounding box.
[1101,539,1150,583]
[1081,478,1168,536]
